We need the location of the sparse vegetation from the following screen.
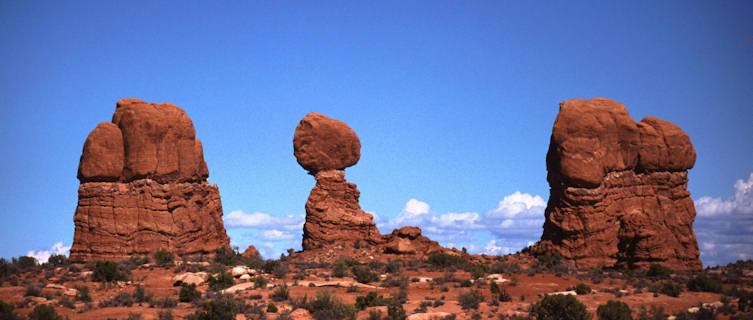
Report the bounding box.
[186,295,241,320]
[597,300,632,320]
[575,283,592,295]
[530,294,592,320]
[47,254,70,267]
[659,281,683,297]
[0,301,23,320]
[253,275,269,289]
[427,253,466,268]
[331,259,349,278]
[179,283,202,302]
[457,290,484,310]
[270,282,290,301]
[28,304,63,320]
[305,289,358,320]
[686,274,722,293]
[208,270,234,291]
[352,265,379,284]
[154,248,175,266]
[646,264,673,279]
[92,260,125,282]
[356,291,387,310]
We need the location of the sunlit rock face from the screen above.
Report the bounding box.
[532,98,702,271]
[70,98,229,262]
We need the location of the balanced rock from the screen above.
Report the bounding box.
[70,98,229,262]
[293,112,360,173]
[531,98,701,271]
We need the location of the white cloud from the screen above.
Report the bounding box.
[431,212,481,229]
[27,242,70,264]
[694,172,753,267]
[262,230,295,241]
[696,173,753,217]
[224,210,304,229]
[485,191,546,219]
[389,199,431,227]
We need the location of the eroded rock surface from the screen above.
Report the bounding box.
[293,113,446,260]
[532,98,701,271]
[70,98,229,262]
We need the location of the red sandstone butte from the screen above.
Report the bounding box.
[532,98,701,271]
[70,98,229,262]
[293,112,361,174]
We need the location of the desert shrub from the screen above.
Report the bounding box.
[16,256,38,270]
[597,300,632,320]
[382,274,406,287]
[575,283,592,295]
[395,276,409,304]
[368,310,383,320]
[498,288,512,302]
[470,264,489,279]
[180,283,202,302]
[352,265,379,284]
[0,301,23,320]
[306,289,357,320]
[387,298,407,320]
[133,284,153,303]
[267,302,278,313]
[457,290,484,310]
[47,254,70,267]
[272,261,289,278]
[427,253,466,268]
[491,261,521,274]
[530,294,592,320]
[460,279,473,287]
[270,282,290,301]
[208,270,234,291]
[687,275,722,293]
[100,291,135,307]
[28,304,63,320]
[92,261,125,282]
[331,259,349,278]
[725,287,753,312]
[75,285,92,302]
[186,295,240,320]
[130,255,150,265]
[646,264,673,279]
[213,246,240,266]
[254,275,269,289]
[636,305,667,320]
[152,297,179,308]
[263,259,282,274]
[356,292,386,310]
[125,313,143,320]
[0,258,20,279]
[659,281,683,297]
[154,249,175,267]
[25,284,42,297]
[386,260,402,274]
[534,252,565,272]
[158,310,174,320]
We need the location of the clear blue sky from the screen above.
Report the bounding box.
[1,1,751,267]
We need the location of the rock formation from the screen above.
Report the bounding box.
[293,112,447,260]
[70,98,229,262]
[531,98,701,271]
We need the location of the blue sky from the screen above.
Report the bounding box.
[2,1,751,267]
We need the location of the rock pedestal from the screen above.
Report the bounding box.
[70,98,229,262]
[531,98,701,271]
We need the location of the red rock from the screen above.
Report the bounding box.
[532,98,701,271]
[383,226,443,256]
[302,170,382,250]
[70,99,228,262]
[293,112,360,173]
[78,122,124,182]
[241,245,260,258]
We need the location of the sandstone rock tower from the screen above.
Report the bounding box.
[532,98,701,271]
[293,113,382,250]
[70,98,229,262]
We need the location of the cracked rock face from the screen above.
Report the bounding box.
[532,98,701,271]
[70,98,228,262]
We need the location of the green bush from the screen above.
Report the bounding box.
[356,292,386,310]
[597,300,632,320]
[535,252,565,272]
[491,261,521,274]
[92,261,125,282]
[16,256,38,270]
[469,264,489,279]
[575,283,592,295]
[647,264,673,279]
[253,275,269,289]
[659,281,683,297]
[133,284,153,303]
[306,289,358,320]
[158,310,173,320]
[28,304,63,320]
[270,282,290,301]
[352,265,379,284]
[179,283,201,302]
[187,295,240,320]
[0,301,23,320]
[387,298,407,320]
[457,290,484,310]
[75,285,91,302]
[686,275,722,293]
[213,246,240,266]
[47,254,70,267]
[153,249,175,266]
[208,270,234,291]
[426,253,466,268]
[331,259,349,278]
[267,303,278,313]
[130,255,150,265]
[530,294,592,320]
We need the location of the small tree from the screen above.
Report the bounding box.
[530,294,592,320]
[352,265,379,284]
[575,283,592,295]
[207,271,234,291]
[458,290,484,310]
[179,283,201,302]
[597,300,632,320]
[153,249,175,267]
[686,275,722,293]
[92,261,124,282]
[47,254,70,267]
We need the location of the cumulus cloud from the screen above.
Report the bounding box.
[261,230,295,241]
[694,173,753,267]
[377,191,546,255]
[26,242,70,264]
[224,210,304,229]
